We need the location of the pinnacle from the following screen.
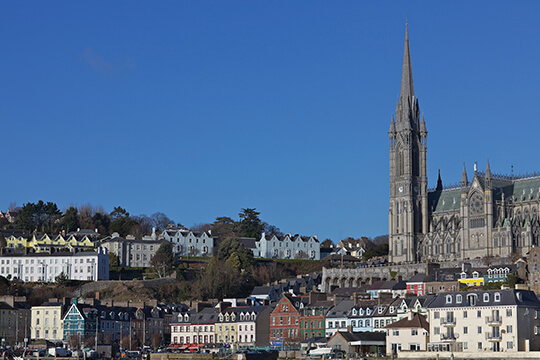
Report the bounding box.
[400,24,414,102]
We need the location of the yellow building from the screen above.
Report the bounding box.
[31,300,69,341]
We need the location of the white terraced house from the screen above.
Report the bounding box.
[427,289,540,353]
[254,233,320,260]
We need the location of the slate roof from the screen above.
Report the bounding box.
[407,273,430,283]
[427,289,540,309]
[332,331,386,343]
[326,300,355,318]
[385,313,429,331]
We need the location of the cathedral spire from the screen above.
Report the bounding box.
[400,24,414,102]
[436,169,443,191]
[486,158,492,178]
[461,163,468,187]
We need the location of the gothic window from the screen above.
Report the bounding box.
[469,193,484,216]
[399,152,404,176]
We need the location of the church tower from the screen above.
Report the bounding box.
[389,26,428,263]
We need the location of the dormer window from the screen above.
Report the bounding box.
[460,273,466,279]
[494,293,501,302]
[517,292,523,301]
[467,294,477,306]
[456,294,462,303]
[359,309,364,315]
[352,309,357,316]
[473,271,479,278]
[390,306,395,313]
[446,295,452,304]
[483,293,489,302]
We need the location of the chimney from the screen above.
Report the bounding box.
[408,311,413,321]
[95,292,100,300]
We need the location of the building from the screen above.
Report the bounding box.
[0,296,31,345]
[269,294,303,349]
[325,300,354,338]
[0,249,109,282]
[528,247,540,293]
[100,236,167,268]
[162,226,215,257]
[389,26,540,264]
[385,312,429,355]
[426,289,540,352]
[327,331,386,357]
[254,233,320,260]
[0,301,17,344]
[300,300,332,340]
[31,299,70,341]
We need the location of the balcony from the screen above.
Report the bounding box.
[485,332,502,342]
[485,316,502,326]
[441,333,457,342]
[440,318,456,327]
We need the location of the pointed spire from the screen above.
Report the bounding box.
[389,115,396,133]
[436,169,443,191]
[420,114,427,134]
[461,163,468,187]
[400,24,414,102]
[486,158,492,178]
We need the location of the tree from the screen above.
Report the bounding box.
[295,251,309,260]
[321,239,334,248]
[504,273,521,288]
[14,201,62,233]
[211,217,238,238]
[150,212,173,231]
[0,234,6,249]
[262,222,283,237]
[217,238,255,270]
[150,242,175,278]
[108,252,119,268]
[109,206,138,237]
[63,206,79,233]
[238,208,263,238]
[362,242,389,260]
[55,272,68,284]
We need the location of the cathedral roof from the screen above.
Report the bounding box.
[428,188,461,213]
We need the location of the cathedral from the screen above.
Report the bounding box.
[388,26,540,263]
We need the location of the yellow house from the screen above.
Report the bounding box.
[31,300,69,341]
[458,269,485,287]
[5,233,29,250]
[29,234,96,253]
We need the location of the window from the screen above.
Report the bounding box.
[477,326,482,334]
[456,294,462,303]
[483,293,489,302]
[507,325,512,334]
[463,311,467,318]
[463,326,468,334]
[446,295,452,304]
[477,310,482,318]
[392,329,399,336]
[507,309,512,317]
[494,292,501,302]
[507,341,513,350]
[411,329,418,336]
[478,342,482,350]
[434,327,439,335]
[434,311,440,319]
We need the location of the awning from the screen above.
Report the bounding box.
[349,341,386,346]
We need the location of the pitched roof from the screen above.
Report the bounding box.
[385,313,429,331]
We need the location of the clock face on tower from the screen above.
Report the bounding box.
[470,193,484,215]
[399,186,403,193]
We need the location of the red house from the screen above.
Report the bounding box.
[269,294,304,349]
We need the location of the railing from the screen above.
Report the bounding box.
[440,318,456,327]
[441,333,456,341]
[485,332,502,341]
[485,316,502,326]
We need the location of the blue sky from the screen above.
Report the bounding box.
[1,2,540,242]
